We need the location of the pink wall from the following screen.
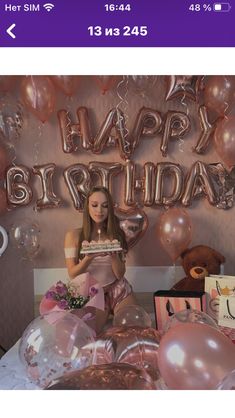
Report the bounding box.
[1,76,235,349]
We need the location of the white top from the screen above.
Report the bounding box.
[64,247,117,287]
[87,255,117,287]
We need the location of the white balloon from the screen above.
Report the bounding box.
[0,225,8,256]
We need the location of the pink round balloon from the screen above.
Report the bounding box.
[51,76,80,96]
[204,76,235,116]
[93,76,119,94]
[158,322,235,389]
[214,116,235,169]
[21,76,55,123]
[0,76,17,92]
[158,208,193,262]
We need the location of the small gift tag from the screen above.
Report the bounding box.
[154,290,206,331]
[218,296,235,329]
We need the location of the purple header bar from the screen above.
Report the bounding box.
[0,0,234,47]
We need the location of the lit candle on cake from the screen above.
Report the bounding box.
[98,228,101,242]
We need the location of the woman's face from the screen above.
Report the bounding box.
[88,191,109,225]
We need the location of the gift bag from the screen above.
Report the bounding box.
[218,296,235,329]
[154,290,206,331]
[204,275,235,321]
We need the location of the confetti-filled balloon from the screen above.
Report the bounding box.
[19,311,95,388]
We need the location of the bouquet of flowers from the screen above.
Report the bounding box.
[45,280,98,310]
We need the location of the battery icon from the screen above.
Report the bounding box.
[213,3,232,11]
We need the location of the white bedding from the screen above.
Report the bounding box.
[0,341,39,390]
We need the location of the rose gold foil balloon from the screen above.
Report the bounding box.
[32,163,61,210]
[214,116,235,169]
[21,76,55,123]
[204,76,235,116]
[115,206,148,248]
[165,76,200,101]
[50,76,80,96]
[158,207,192,262]
[158,322,235,390]
[113,305,152,328]
[99,326,161,380]
[182,161,217,206]
[216,369,235,390]
[0,188,8,215]
[45,363,156,390]
[93,76,119,94]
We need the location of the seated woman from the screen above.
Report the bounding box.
[64,186,137,333]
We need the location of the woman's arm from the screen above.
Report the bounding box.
[64,230,96,280]
[111,252,126,280]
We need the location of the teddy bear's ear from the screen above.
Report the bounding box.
[181,248,190,259]
[212,249,225,264]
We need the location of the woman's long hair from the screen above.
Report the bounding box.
[78,186,128,257]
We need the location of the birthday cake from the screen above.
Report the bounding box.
[80,239,122,254]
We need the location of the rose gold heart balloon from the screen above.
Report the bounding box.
[46,363,156,390]
[98,326,161,381]
[115,207,148,248]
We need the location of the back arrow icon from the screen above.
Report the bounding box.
[6,23,16,39]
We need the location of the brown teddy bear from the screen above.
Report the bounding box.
[171,245,225,292]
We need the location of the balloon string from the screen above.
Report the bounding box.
[31,76,37,109]
[116,76,131,155]
[223,76,230,120]
[66,111,73,140]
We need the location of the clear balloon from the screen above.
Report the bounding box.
[21,76,55,123]
[50,76,80,96]
[214,116,235,169]
[45,362,156,390]
[0,225,8,256]
[163,308,219,334]
[158,322,235,389]
[113,304,152,328]
[158,207,193,262]
[19,311,95,388]
[204,76,235,116]
[10,220,40,259]
[216,369,235,390]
